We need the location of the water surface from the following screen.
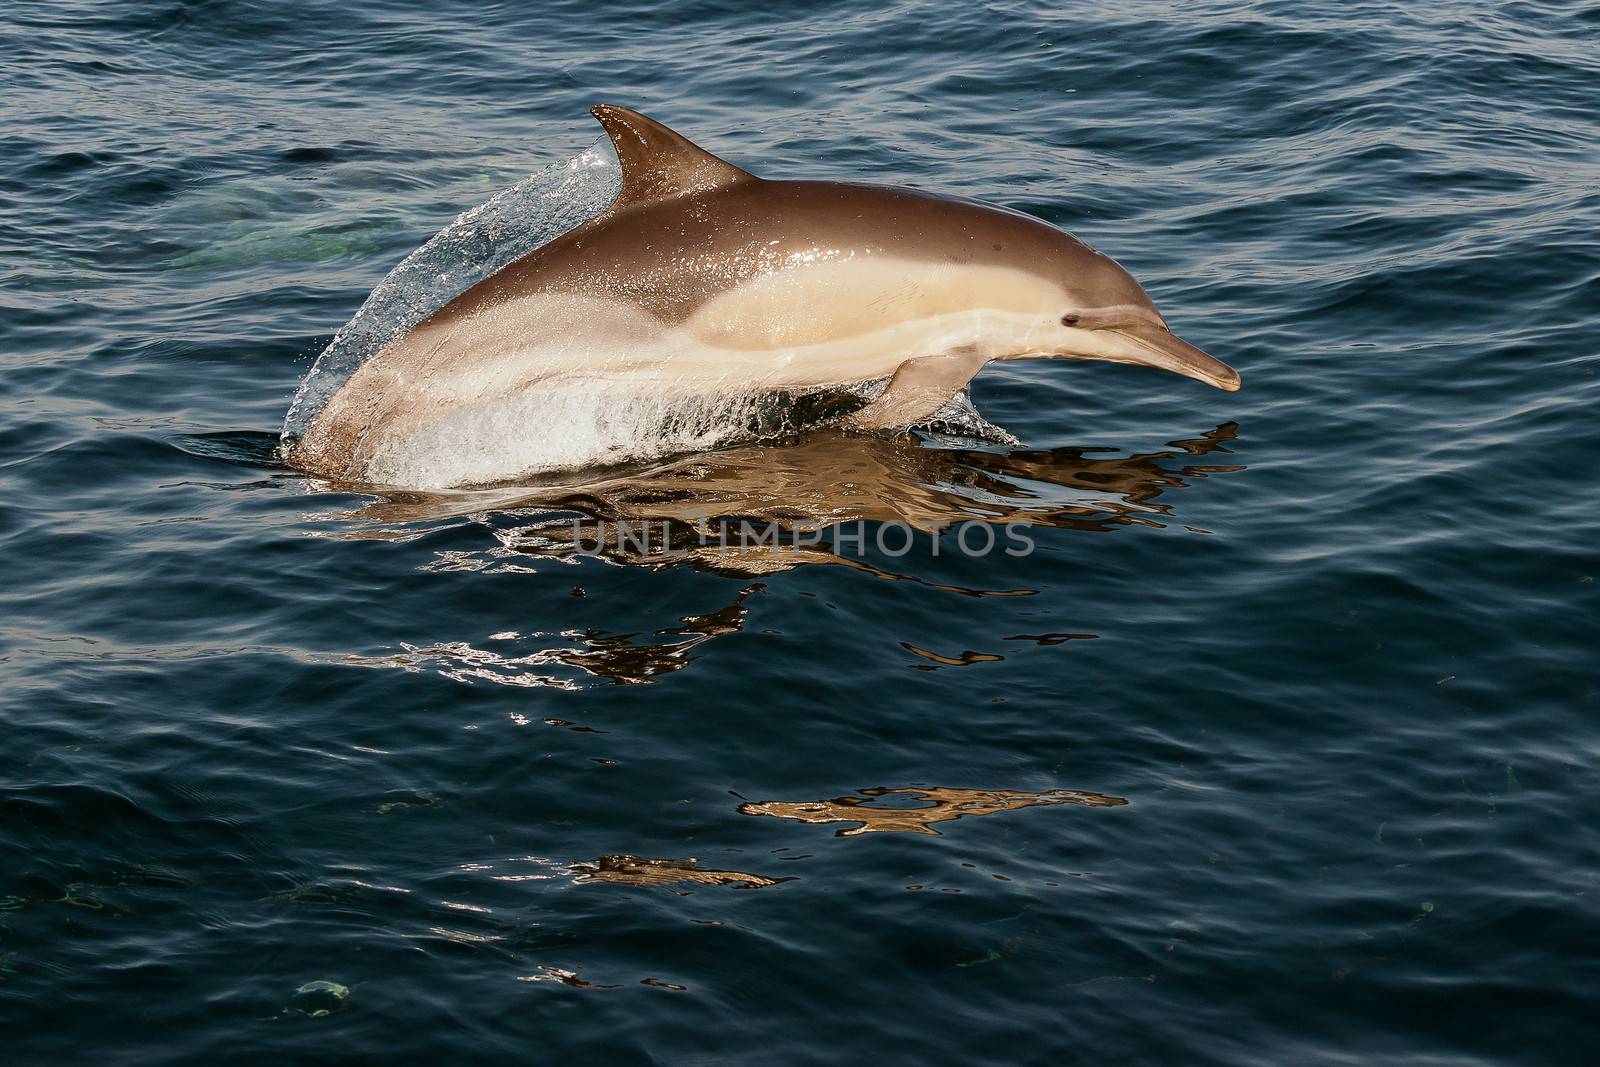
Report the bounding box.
[3,1,1598,1063]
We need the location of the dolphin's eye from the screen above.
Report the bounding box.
[1060,313,1081,326]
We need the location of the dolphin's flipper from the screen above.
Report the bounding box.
[591,104,755,209]
[841,351,989,432]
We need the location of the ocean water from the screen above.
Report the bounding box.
[3,1,1598,1063]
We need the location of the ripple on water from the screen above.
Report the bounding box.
[3,0,1600,1063]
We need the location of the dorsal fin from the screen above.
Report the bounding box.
[591,104,755,209]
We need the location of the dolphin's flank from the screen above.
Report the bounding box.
[287,105,1240,486]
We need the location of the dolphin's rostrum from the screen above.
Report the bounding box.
[288,105,1240,486]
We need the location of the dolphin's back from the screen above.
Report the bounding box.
[427,178,1111,332]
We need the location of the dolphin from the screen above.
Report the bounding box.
[287,105,1239,484]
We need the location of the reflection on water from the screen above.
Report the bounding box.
[569,855,790,889]
[520,968,689,992]
[333,423,1244,578]
[344,584,759,688]
[329,425,1241,688]
[901,643,1009,669]
[739,786,1129,836]
[520,967,619,989]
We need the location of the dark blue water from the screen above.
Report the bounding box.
[4,2,1599,1062]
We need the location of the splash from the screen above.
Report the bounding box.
[360,382,844,490]
[280,140,623,446]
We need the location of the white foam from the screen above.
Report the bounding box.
[360,382,787,490]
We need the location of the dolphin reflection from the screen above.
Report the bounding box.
[739,786,1129,836]
[325,424,1242,688]
[568,855,789,890]
[333,423,1244,580]
[346,583,760,688]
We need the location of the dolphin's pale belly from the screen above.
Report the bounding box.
[291,260,1058,487]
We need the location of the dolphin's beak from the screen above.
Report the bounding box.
[1103,323,1241,392]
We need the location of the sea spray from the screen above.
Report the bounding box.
[281,141,623,447]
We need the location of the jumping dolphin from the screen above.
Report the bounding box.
[287,105,1239,484]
